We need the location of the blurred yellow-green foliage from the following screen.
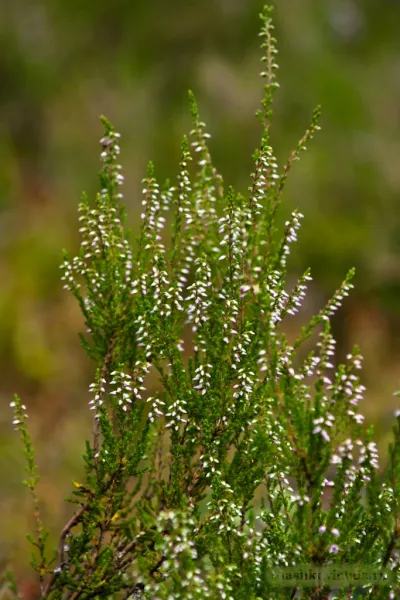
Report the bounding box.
[1,0,400,594]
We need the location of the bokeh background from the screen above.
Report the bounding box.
[1,0,400,595]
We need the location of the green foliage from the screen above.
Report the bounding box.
[6,6,400,599]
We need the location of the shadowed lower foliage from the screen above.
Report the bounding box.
[3,6,400,600]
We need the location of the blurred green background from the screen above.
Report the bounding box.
[1,0,400,595]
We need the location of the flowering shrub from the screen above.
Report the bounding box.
[5,6,400,599]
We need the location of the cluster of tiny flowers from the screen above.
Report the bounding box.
[250,527,270,583]
[185,257,212,335]
[88,377,106,412]
[242,525,259,562]
[208,495,244,536]
[123,245,134,286]
[231,329,254,372]
[217,292,239,344]
[346,350,363,370]
[82,205,111,259]
[285,271,312,316]
[178,124,219,312]
[267,470,294,502]
[321,277,354,321]
[300,352,327,381]
[377,482,393,519]
[189,114,219,225]
[140,175,170,254]
[89,365,149,416]
[81,202,126,261]
[169,280,186,316]
[133,314,154,361]
[290,493,311,507]
[239,280,253,300]
[146,393,166,423]
[192,363,212,395]
[200,451,222,479]
[337,356,365,424]
[177,143,193,217]
[267,270,289,329]
[141,174,160,242]
[259,9,279,68]
[109,370,134,412]
[190,120,212,167]
[86,271,106,310]
[247,142,276,219]
[168,143,216,328]
[217,203,243,280]
[312,413,335,442]
[330,369,365,408]
[264,419,291,458]
[60,255,85,292]
[232,366,256,406]
[9,398,29,431]
[256,348,268,373]
[347,408,365,425]
[149,256,171,316]
[260,512,291,566]
[158,510,198,563]
[141,510,200,597]
[176,243,194,292]
[258,343,293,379]
[274,342,295,380]
[316,329,336,373]
[318,525,340,536]
[147,256,185,320]
[331,438,362,466]
[278,210,303,269]
[114,238,132,291]
[321,477,335,490]
[130,273,148,298]
[318,525,340,553]
[262,142,279,184]
[165,395,188,432]
[60,127,131,303]
[99,130,123,200]
[134,359,152,385]
[359,441,380,470]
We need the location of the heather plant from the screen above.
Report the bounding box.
[3,6,400,600]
